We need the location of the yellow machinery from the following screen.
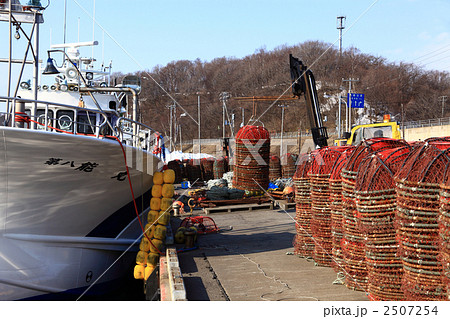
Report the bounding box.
[334,115,402,146]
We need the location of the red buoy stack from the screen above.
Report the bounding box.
[355,145,411,301]
[341,138,407,291]
[329,146,355,273]
[309,146,347,266]
[292,152,316,257]
[395,139,450,300]
[201,157,215,181]
[213,156,228,179]
[281,153,298,179]
[233,125,271,195]
[269,155,282,181]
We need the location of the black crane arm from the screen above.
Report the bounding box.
[289,54,328,148]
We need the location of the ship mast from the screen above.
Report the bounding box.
[0,0,45,127]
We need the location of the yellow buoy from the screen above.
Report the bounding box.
[163,169,175,184]
[154,224,167,240]
[150,197,161,211]
[151,184,163,198]
[158,211,171,226]
[150,238,164,253]
[136,250,148,265]
[147,210,159,224]
[146,252,160,266]
[139,237,151,252]
[153,171,164,185]
[162,183,174,198]
[160,198,173,211]
[144,223,155,237]
[134,264,145,280]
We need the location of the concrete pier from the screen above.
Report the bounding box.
[176,208,368,301]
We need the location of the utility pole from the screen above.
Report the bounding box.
[219,92,230,139]
[198,95,201,155]
[439,96,448,118]
[167,102,176,152]
[279,104,289,157]
[401,103,405,139]
[342,78,359,130]
[336,101,341,138]
[337,16,346,58]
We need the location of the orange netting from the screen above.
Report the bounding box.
[292,152,316,257]
[213,156,228,179]
[355,145,412,301]
[233,125,270,194]
[341,138,408,291]
[394,138,450,300]
[281,153,298,179]
[269,155,282,181]
[308,146,349,266]
[329,146,356,272]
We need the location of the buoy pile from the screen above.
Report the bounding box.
[186,159,202,183]
[341,138,407,291]
[395,140,450,300]
[291,137,450,301]
[355,145,411,300]
[281,153,298,179]
[134,169,175,281]
[269,155,282,181]
[292,152,315,257]
[201,157,215,181]
[233,125,270,195]
[309,147,346,266]
[213,156,228,179]
[329,146,355,272]
[439,170,450,298]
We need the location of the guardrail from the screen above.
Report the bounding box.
[403,117,450,129]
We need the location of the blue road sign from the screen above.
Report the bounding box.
[348,93,365,108]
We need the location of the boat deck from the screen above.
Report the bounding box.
[175,208,368,301]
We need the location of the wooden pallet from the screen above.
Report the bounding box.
[202,202,274,214]
[274,199,296,211]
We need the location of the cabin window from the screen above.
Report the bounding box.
[363,126,392,139]
[109,101,117,110]
[352,128,362,145]
[77,111,96,134]
[56,110,74,133]
[36,109,54,130]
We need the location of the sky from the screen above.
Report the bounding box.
[2,0,450,97]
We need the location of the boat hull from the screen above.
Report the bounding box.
[0,127,161,300]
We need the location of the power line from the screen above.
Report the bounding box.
[413,43,450,63]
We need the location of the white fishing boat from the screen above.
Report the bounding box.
[0,1,163,300]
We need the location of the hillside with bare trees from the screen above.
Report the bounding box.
[115,40,450,141]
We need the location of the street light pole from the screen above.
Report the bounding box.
[339,96,348,133]
[342,78,359,130]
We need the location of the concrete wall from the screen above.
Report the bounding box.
[404,125,450,141]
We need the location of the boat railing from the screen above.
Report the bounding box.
[116,116,160,151]
[0,95,159,151]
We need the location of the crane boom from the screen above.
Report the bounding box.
[289,54,328,148]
